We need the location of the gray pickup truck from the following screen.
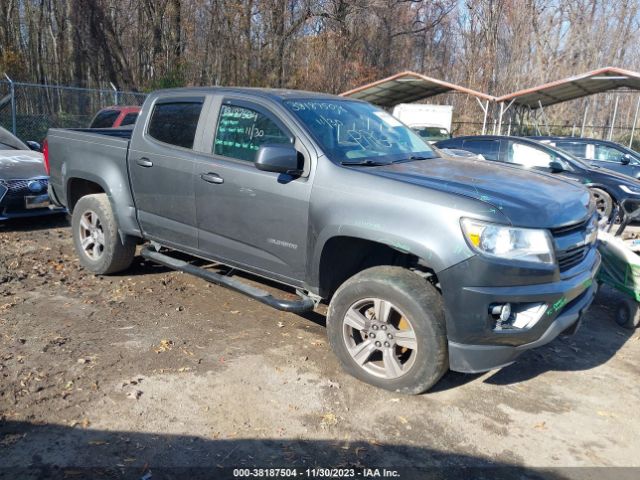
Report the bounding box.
[45,88,600,394]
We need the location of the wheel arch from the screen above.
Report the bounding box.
[65,171,141,238]
[311,233,445,300]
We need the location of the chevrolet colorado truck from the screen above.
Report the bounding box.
[45,88,600,394]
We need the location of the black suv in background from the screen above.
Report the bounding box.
[531,137,640,180]
[435,135,640,220]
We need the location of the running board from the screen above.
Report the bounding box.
[141,247,315,314]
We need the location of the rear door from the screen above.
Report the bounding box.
[128,95,205,250]
[192,96,314,284]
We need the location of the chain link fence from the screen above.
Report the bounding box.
[0,80,147,142]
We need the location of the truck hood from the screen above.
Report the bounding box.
[0,150,47,180]
[367,157,593,228]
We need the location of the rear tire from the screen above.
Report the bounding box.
[71,194,135,274]
[615,297,640,329]
[327,266,448,394]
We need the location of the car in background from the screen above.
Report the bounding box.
[531,136,640,180]
[0,127,64,220]
[435,135,640,220]
[89,106,141,129]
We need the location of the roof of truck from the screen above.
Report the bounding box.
[151,86,353,102]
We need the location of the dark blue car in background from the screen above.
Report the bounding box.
[531,137,640,180]
[435,135,640,221]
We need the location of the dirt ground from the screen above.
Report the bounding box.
[1,215,639,479]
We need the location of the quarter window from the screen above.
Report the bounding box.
[214,104,291,162]
[148,101,204,149]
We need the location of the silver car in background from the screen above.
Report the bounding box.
[0,126,63,220]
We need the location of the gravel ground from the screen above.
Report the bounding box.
[0,215,639,480]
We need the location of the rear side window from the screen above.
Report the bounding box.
[462,140,500,161]
[556,141,587,158]
[506,141,552,168]
[213,104,291,162]
[120,112,138,126]
[148,101,204,149]
[90,110,119,128]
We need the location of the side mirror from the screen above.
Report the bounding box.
[549,160,564,173]
[621,154,631,165]
[26,141,42,152]
[255,144,302,176]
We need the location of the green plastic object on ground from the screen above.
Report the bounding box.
[597,230,640,328]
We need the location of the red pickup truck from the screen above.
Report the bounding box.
[89,106,141,128]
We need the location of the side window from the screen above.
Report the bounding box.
[90,110,119,128]
[595,144,625,162]
[462,140,500,161]
[148,101,204,149]
[120,112,138,126]
[507,141,553,168]
[556,142,587,158]
[214,104,291,162]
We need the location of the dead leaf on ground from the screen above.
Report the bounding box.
[154,339,174,353]
[321,413,338,427]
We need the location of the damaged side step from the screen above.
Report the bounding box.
[141,246,315,314]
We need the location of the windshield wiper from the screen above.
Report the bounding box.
[390,155,433,163]
[341,159,391,166]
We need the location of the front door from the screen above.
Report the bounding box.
[128,96,205,250]
[194,99,313,284]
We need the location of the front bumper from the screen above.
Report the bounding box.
[0,190,65,221]
[440,249,601,373]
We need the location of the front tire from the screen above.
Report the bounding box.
[71,194,136,275]
[327,266,448,394]
[590,188,613,220]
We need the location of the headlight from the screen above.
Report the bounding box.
[619,184,640,195]
[460,218,555,264]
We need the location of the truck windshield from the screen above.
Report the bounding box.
[283,99,436,164]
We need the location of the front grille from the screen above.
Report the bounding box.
[556,245,588,271]
[3,178,48,197]
[550,218,589,236]
[551,215,597,272]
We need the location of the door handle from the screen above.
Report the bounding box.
[200,172,224,184]
[136,158,153,168]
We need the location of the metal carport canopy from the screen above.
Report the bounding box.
[496,66,640,108]
[340,71,494,107]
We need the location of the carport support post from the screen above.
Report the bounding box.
[538,100,551,135]
[608,95,619,141]
[581,101,589,137]
[496,102,505,135]
[475,98,489,135]
[629,96,640,148]
[4,73,16,136]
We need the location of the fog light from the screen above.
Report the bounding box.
[490,303,512,321]
[491,302,547,331]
